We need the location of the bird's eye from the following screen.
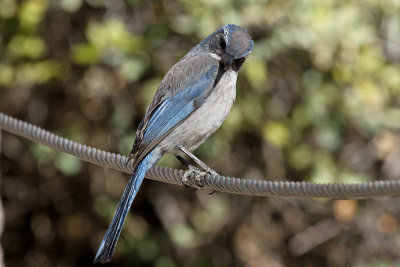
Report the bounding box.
[219,38,226,50]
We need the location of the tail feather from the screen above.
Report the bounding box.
[94,150,155,264]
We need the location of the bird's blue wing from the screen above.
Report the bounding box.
[131,62,219,168]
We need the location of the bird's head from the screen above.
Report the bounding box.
[200,24,254,71]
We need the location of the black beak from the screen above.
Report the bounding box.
[222,54,233,71]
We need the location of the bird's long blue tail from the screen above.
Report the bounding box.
[94,150,156,264]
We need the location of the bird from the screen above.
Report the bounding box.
[94,24,254,263]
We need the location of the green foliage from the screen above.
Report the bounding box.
[2,0,400,266]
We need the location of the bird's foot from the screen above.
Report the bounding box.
[202,166,218,177]
[181,165,204,189]
[181,165,219,191]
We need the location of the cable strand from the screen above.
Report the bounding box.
[2,112,400,199]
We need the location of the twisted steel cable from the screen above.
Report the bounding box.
[1,112,400,198]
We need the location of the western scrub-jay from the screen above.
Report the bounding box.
[94,24,254,263]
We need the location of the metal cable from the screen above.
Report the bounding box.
[1,112,400,199]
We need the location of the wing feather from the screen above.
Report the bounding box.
[130,55,220,169]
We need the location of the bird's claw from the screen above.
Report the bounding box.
[181,165,203,189]
[181,165,219,190]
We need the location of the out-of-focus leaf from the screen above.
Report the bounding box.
[87,18,142,54]
[0,0,17,18]
[56,153,83,176]
[8,35,46,59]
[0,64,14,86]
[169,223,198,248]
[154,257,176,267]
[136,239,159,261]
[263,120,291,148]
[243,56,268,92]
[15,60,65,84]
[59,0,82,13]
[18,0,48,31]
[70,43,99,65]
[118,54,150,82]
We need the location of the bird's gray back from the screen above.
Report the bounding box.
[130,52,219,162]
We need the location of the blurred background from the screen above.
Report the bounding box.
[1,0,400,266]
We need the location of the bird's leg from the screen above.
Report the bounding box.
[176,155,189,166]
[179,147,218,175]
[178,146,219,188]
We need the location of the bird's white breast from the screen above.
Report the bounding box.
[159,70,238,154]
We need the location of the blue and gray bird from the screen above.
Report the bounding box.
[94,24,254,263]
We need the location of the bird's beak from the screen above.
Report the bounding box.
[222,54,233,71]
